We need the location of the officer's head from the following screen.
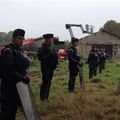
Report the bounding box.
[91,45,97,51]
[12,29,25,47]
[43,33,54,46]
[71,37,79,47]
[91,45,94,49]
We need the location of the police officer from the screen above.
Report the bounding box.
[0,29,30,120]
[88,46,98,78]
[68,37,82,92]
[37,33,58,101]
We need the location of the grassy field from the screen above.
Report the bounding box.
[16,59,120,120]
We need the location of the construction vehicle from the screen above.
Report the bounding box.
[65,24,94,38]
[22,37,43,46]
[23,37,68,59]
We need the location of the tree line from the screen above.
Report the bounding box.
[103,20,120,38]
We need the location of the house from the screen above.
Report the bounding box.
[78,30,120,59]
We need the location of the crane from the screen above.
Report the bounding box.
[65,24,94,38]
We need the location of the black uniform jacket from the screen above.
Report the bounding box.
[68,46,81,69]
[38,43,58,71]
[1,43,30,105]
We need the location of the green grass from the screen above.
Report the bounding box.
[16,59,120,120]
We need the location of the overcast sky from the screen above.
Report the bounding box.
[0,0,120,40]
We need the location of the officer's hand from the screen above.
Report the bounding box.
[78,62,83,67]
[22,76,30,84]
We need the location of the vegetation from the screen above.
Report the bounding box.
[16,59,120,120]
[0,31,12,45]
[103,20,120,38]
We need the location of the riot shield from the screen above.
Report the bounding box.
[78,66,85,90]
[16,82,40,120]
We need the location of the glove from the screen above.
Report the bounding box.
[22,76,30,84]
[14,71,30,84]
[78,62,83,67]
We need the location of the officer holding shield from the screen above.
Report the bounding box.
[67,37,83,92]
[0,29,30,120]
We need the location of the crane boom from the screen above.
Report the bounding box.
[65,24,94,38]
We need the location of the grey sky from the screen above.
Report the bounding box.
[0,0,120,40]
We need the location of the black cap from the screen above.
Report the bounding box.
[71,37,79,43]
[43,33,54,39]
[13,29,25,38]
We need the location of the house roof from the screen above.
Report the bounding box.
[79,30,120,45]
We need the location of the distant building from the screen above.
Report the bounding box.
[0,32,7,37]
[78,30,120,59]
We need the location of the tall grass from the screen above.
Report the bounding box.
[16,59,120,120]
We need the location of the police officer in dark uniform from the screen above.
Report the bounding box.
[37,33,58,101]
[0,29,30,120]
[68,37,82,92]
[88,46,98,78]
